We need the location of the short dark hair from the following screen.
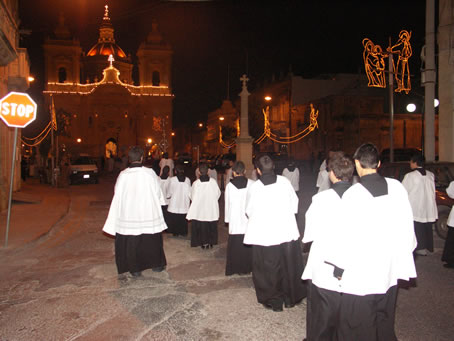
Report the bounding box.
[328,151,354,182]
[175,164,185,175]
[256,153,274,174]
[411,153,425,167]
[161,165,170,178]
[232,161,245,174]
[162,152,169,159]
[353,143,380,169]
[129,146,144,163]
[199,163,208,175]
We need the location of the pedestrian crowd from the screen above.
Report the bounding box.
[102,143,454,341]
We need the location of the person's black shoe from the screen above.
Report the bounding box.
[263,303,283,312]
[208,244,213,249]
[201,245,206,250]
[443,263,454,269]
[130,271,142,277]
[152,266,165,272]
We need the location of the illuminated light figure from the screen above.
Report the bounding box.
[363,38,387,88]
[387,30,412,94]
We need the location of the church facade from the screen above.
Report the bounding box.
[42,6,174,161]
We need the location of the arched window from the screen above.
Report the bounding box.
[152,71,160,86]
[58,67,67,83]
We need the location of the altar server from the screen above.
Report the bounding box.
[402,153,438,256]
[282,159,300,193]
[334,143,417,341]
[186,163,221,249]
[244,154,306,312]
[224,161,254,276]
[103,146,167,277]
[302,151,354,341]
[167,164,192,237]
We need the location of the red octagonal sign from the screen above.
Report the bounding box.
[0,92,37,128]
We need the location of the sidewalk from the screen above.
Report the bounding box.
[0,177,70,249]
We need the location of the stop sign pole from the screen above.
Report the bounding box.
[0,91,37,247]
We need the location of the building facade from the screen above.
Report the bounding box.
[0,0,32,211]
[204,73,430,162]
[42,6,174,162]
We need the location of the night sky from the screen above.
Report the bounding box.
[18,0,427,132]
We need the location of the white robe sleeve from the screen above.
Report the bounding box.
[102,173,124,235]
[225,183,231,223]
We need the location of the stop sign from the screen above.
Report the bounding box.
[0,92,37,128]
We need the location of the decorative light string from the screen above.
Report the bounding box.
[219,103,319,148]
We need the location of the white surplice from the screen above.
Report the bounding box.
[186,177,221,221]
[244,175,299,246]
[333,178,417,296]
[302,188,346,292]
[167,176,192,214]
[103,166,167,236]
[402,169,438,223]
[282,167,300,192]
[224,179,254,235]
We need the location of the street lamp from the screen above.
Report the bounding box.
[264,95,272,102]
[76,138,82,143]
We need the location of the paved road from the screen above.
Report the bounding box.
[0,173,454,340]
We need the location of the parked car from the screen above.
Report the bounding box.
[380,148,422,162]
[69,156,99,184]
[378,161,454,239]
[177,152,192,167]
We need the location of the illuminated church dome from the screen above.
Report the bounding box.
[87,5,126,59]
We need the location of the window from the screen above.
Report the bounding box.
[58,67,67,83]
[152,71,160,86]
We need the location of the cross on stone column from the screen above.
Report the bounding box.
[240,74,249,90]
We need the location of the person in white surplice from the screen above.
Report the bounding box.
[224,160,254,276]
[329,143,417,341]
[244,154,306,312]
[186,163,221,249]
[302,151,354,341]
[103,146,167,278]
[167,164,191,237]
[402,153,438,256]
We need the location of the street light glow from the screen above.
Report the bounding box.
[76,138,82,143]
[198,123,203,127]
[147,138,152,144]
[219,116,224,121]
[28,76,35,82]
[406,103,416,112]
[264,96,272,101]
[171,132,175,136]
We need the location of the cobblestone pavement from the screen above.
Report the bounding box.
[0,174,453,340]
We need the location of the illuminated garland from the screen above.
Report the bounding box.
[218,103,319,147]
[21,123,52,147]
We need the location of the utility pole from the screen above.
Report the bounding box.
[424,0,436,161]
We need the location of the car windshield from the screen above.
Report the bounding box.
[73,157,95,165]
[425,164,454,190]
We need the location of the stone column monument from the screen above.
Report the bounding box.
[236,74,254,176]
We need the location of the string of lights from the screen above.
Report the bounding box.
[22,121,52,140]
[21,124,52,147]
[218,103,319,147]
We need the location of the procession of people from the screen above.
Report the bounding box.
[102,143,453,341]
